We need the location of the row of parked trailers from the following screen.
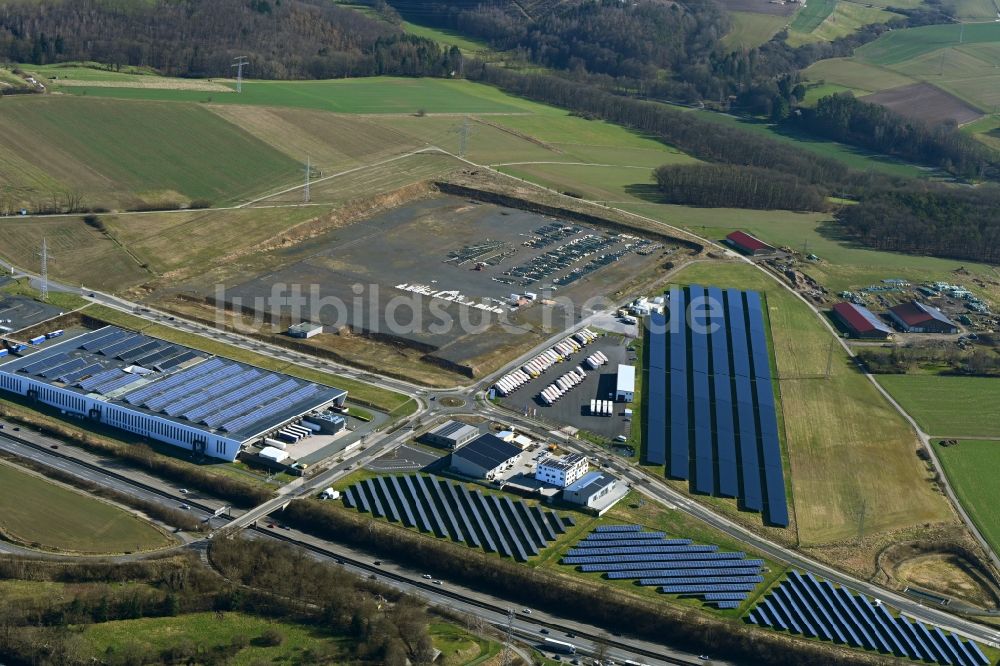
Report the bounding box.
[263,419,321,449]
[0,329,63,357]
[589,399,614,416]
[493,329,598,397]
[583,351,608,370]
[539,367,587,405]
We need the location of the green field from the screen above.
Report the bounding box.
[935,440,1000,554]
[878,375,1000,437]
[788,1,899,46]
[856,22,1000,65]
[790,0,839,33]
[82,612,347,664]
[50,76,542,114]
[0,96,299,210]
[803,23,1000,114]
[0,462,170,553]
[722,11,790,49]
[672,262,953,547]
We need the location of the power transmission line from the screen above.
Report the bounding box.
[39,238,49,302]
[231,56,249,93]
[304,156,311,203]
[499,608,515,666]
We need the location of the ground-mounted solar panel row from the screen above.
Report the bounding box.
[343,474,573,562]
[746,571,989,666]
[561,526,765,608]
[646,286,788,527]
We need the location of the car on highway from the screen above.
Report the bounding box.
[539,628,549,634]
[432,580,442,585]
[179,488,189,494]
[178,504,191,510]
[49,444,58,449]
[373,560,382,566]
[267,523,275,529]
[521,608,532,614]
[422,574,433,579]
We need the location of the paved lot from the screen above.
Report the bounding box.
[0,293,67,334]
[501,335,635,439]
[366,443,443,472]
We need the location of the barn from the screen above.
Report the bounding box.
[887,301,959,334]
[725,231,776,256]
[831,302,893,340]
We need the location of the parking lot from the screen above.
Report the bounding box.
[0,290,67,334]
[501,334,635,439]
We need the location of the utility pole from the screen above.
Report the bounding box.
[825,337,835,379]
[231,56,249,93]
[39,238,49,302]
[304,156,311,204]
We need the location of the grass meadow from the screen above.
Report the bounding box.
[0,462,170,553]
[877,375,1000,438]
[935,440,1000,555]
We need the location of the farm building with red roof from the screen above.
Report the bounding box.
[887,301,959,334]
[725,231,776,256]
[831,302,893,339]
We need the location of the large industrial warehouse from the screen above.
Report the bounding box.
[0,326,347,461]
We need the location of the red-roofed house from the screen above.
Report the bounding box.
[887,301,959,334]
[831,302,893,339]
[726,230,776,256]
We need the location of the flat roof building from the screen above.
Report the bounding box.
[535,452,588,488]
[450,433,522,479]
[831,302,893,339]
[563,471,623,511]
[888,301,959,334]
[726,231,776,256]
[423,420,479,449]
[616,364,635,402]
[288,322,323,338]
[0,326,347,461]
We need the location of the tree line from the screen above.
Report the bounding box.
[0,537,443,665]
[794,93,999,180]
[836,185,1000,263]
[0,0,462,79]
[654,164,830,211]
[856,345,1000,377]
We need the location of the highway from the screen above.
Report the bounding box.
[0,425,716,665]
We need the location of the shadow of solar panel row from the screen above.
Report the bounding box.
[646,286,788,527]
[343,473,572,562]
[562,526,764,607]
[746,571,989,666]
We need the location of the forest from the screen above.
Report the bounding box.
[0,0,462,79]
[654,164,829,211]
[794,94,999,180]
[837,186,1000,263]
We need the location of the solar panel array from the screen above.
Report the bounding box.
[561,525,765,608]
[343,474,574,562]
[747,571,989,666]
[646,286,788,527]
